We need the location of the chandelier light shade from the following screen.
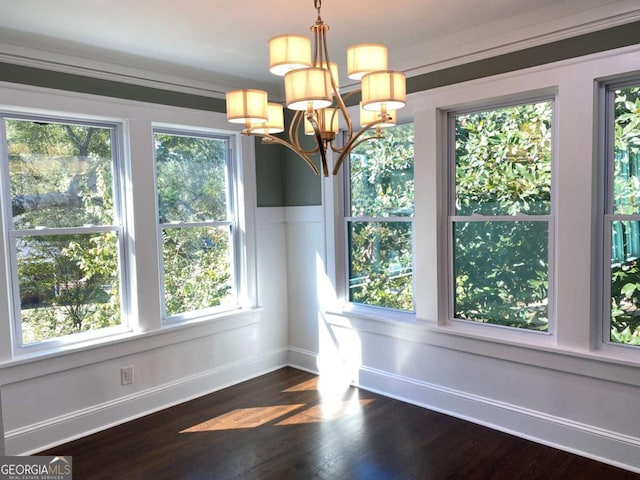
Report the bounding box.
[248,102,285,134]
[268,35,312,76]
[225,0,407,176]
[225,89,268,124]
[284,67,333,111]
[361,70,407,111]
[347,44,388,80]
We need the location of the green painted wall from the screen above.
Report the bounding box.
[0,21,638,206]
[254,139,285,207]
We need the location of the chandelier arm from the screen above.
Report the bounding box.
[320,31,354,145]
[330,102,390,154]
[306,112,329,176]
[247,130,321,176]
[331,120,385,175]
[290,110,320,155]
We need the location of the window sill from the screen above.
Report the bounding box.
[323,308,640,387]
[0,307,262,384]
[333,303,416,324]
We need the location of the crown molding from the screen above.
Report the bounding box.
[397,6,640,79]
[0,5,638,100]
[0,43,273,100]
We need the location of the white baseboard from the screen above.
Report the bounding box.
[5,348,288,455]
[10,345,640,474]
[288,347,640,474]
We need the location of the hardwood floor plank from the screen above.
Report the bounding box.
[38,367,639,479]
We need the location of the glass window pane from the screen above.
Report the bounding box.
[18,233,121,344]
[454,101,552,216]
[453,221,548,331]
[349,123,414,218]
[155,132,228,223]
[612,86,640,215]
[610,220,640,345]
[162,226,234,317]
[348,221,413,311]
[6,119,115,229]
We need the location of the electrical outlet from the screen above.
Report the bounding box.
[121,366,134,385]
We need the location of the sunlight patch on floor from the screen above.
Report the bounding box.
[275,399,374,425]
[282,377,319,393]
[180,404,305,432]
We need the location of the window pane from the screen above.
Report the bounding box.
[162,226,234,317]
[453,221,548,331]
[18,233,121,344]
[348,221,413,310]
[349,123,414,217]
[155,133,228,223]
[610,221,640,345]
[6,119,115,229]
[454,101,552,216]
[612,86,640,215]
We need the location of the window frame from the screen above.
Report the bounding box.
[153,126,241,323]
[340,121,416,319]
[602,78,640,350]
[446,96,557,336]
[0,113,131,351]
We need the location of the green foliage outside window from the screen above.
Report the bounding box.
[610,86,640,346]
[453,101,552,331]
[6,119,121,344]
[348,123,414,311]
[154,133,234,317]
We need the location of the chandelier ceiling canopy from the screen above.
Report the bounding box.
[225,0,406,176]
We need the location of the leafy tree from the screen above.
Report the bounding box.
[610,86,640,345]
[154,133,233,316]
[453,101,552,330]
[7,119,121,344]
[348,123,414,311]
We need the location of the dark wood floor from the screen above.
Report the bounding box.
[40,367,639,479]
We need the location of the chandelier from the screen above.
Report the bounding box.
[225,0,407,176]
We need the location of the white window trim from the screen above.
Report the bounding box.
[319,46,640,367]
[445,97,557,338]
[601,78,640,353]
[0,82,258,363]
[0,114,132,352]
[321,105,417,323]
[152,127,242,323]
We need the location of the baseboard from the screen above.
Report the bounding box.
[287,347,640,474]
[5,348,289,455]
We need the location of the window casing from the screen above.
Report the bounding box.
[448,99,554,333]
[343,122,415,313]
[0,114,128,348]
[604,81,640,348]
[154,128,239,321]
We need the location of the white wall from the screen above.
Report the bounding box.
[0,84,291,455]
[0,208,290,455]
[287,45,640,473]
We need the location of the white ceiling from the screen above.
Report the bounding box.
[0,0,638,99]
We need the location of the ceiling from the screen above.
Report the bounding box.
[0,0,638,100]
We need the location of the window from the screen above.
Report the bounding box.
[605,82,640,347]
[345,122,414,312]
[1,116,126,346]
[449,100,553,331]
[154,129,238,319]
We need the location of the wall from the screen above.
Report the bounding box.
[0,83,290,455]
[286,46,640,473]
